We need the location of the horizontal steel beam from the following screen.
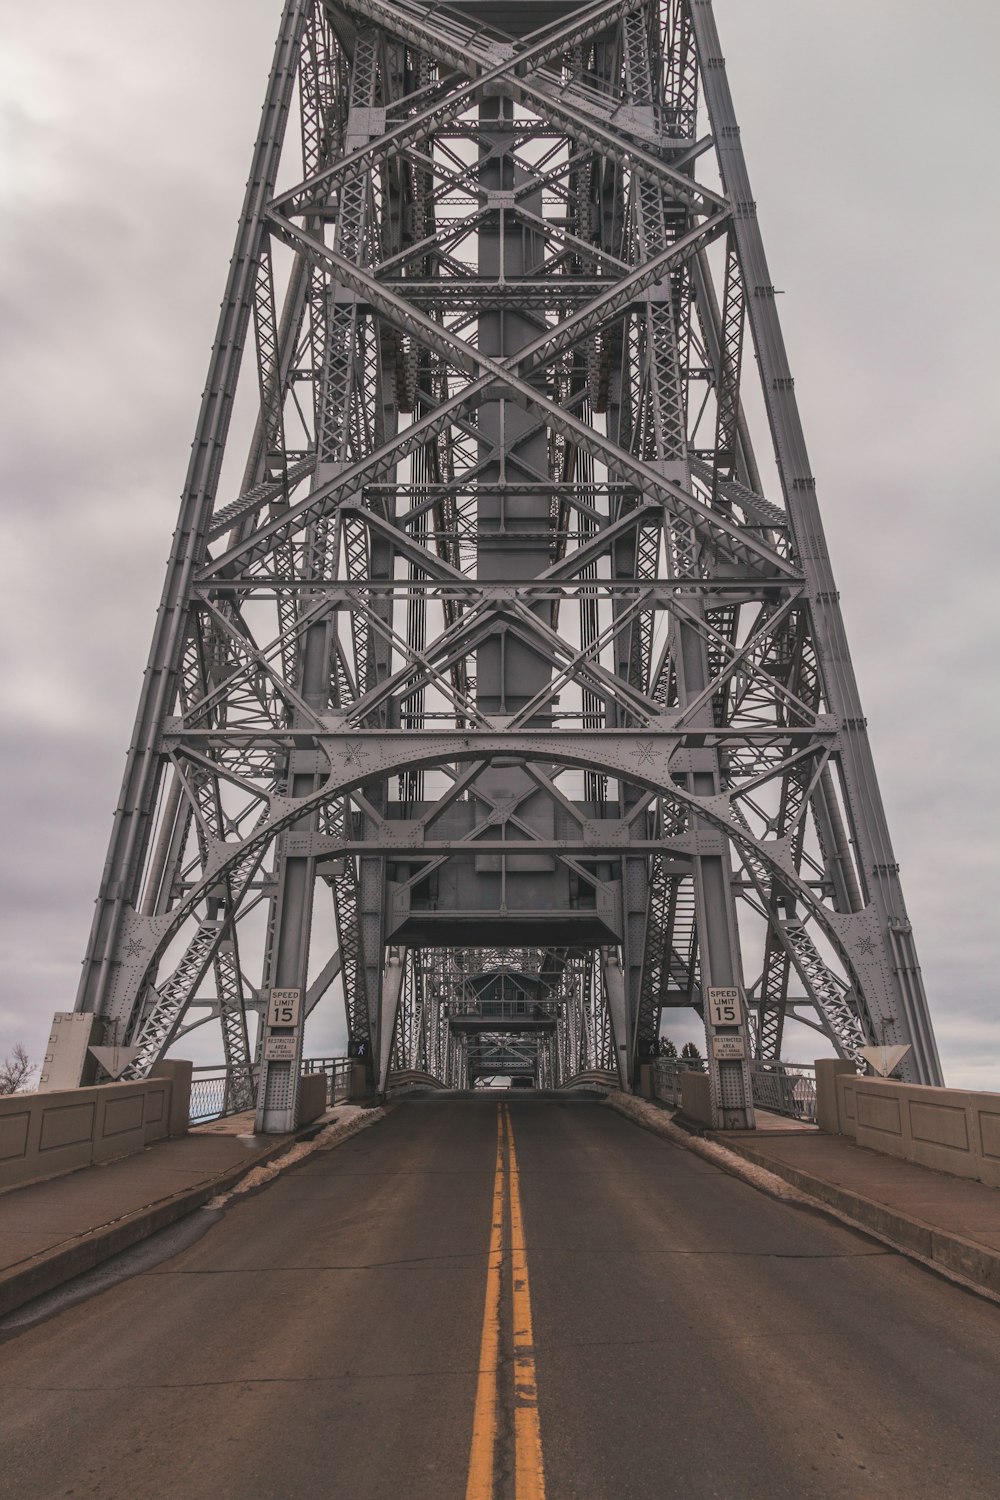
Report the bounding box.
[161,725,838,746]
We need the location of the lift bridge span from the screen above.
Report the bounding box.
[63,0,942,1131]
[12,10,995,1497]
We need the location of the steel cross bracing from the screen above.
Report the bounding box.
[70,0,942,1131]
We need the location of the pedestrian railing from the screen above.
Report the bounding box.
[191,1054,816,1122]
[651,1056,705,1106]
[189,1067,240,1124]
[650,1055,816,1123]
[448,1000,560,1020]
[189,1056,350,1123]
[301,1055,352,1105]
[749,1062,817,1123]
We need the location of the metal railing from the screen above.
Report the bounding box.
[189,1067,243,1124]
[651,1055,705,1106]
[448,1000,560,1020]
[189,1056,350,1123]
[650,1056,816,1124]
[301,1056,352,1105]
[749,1062,817,1123]
[190,1054,817,1122]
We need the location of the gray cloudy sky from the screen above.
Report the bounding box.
[1,1,998,1086]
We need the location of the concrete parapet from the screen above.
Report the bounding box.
[150,1059,193,1137]
[680,1070,713,1126]
[0,1070,189,1193]
[821,1069,1000,1189]
[297,1072,328,1127]
[814,1059,856,1134]
[350,1060,372,1102]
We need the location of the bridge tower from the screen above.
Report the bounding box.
[70,0,943,1129]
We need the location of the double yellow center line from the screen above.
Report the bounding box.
[465,1104,545,1500]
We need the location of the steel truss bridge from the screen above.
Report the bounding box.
[70,0,942,1129]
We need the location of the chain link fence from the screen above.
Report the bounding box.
[189,1068,237,1124]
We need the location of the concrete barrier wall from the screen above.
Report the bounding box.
[680,1070,713,1126]
[0,1069,191,1193]
[296,1072,327,1127]
[150,1060,194,1138]
[815,1064,1000,1189]
[815,1059,855,1133]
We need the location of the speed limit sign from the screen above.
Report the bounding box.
[707,987,741,1027]
[267,988,301,1027]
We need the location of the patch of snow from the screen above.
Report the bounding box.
[604,1092,813,1205]
[205,1105,386,1209]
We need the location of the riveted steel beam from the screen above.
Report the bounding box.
[67,0,940,1123]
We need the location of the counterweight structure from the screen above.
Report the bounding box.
[72,0,943,1128]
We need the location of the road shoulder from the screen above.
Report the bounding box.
[605,1092,1000,1302]
[0,1104,385,1317]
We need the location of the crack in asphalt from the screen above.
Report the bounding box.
[146,1254,487,1273]
[142,1245,895,1275]
[1,1368,483,1392]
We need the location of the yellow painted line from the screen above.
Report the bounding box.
[505,1104,546,1500]
[465,1106,505,1500]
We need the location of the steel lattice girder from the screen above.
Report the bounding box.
[71,0,942,1132]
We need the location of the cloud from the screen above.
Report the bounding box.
[0,1,280,1062]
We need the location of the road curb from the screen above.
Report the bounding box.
[0,1107,386,1320]
[0,1136,298,1319]
[716,1137,1000,1299]
[607,1094,1000,1302]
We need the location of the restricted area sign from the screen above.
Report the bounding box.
[264,1036,297,1061]
[707,987,741,1027]
[267,988,301,1028]
[712,1034,746,1060]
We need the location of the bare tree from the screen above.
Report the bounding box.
[0,1043,36,1095]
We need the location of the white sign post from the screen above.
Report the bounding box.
[256,988,305,1135]
[702,986,753,1130]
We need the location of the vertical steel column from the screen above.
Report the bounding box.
[255,616,331,1131]
[74,0,310,1028]
[690,0,942,1083]
[624,3,752,1123]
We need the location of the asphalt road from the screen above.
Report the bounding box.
[2,1098,1000,1499]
